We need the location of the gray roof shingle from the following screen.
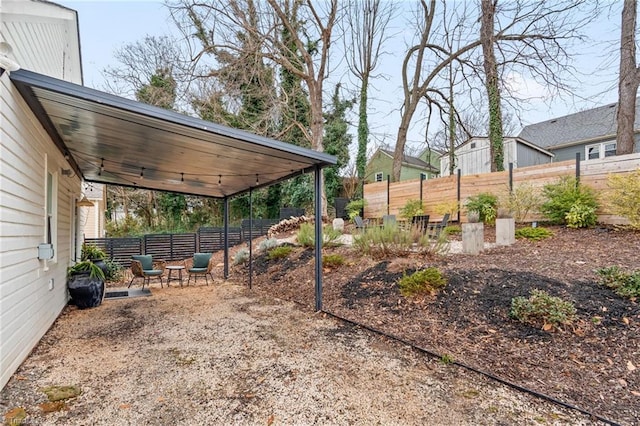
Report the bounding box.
[518,99,640,149]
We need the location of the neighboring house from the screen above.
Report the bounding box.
[80,183,107,239]
[0,1,84,389]
[518,100,640,161]
[439,137,554,176]
[365,148,440,183]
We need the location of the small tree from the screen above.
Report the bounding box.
[541,176,598,226]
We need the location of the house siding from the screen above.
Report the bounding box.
[516,143,553,167]
[365,151,437,183]
[550,134,640,162]
[0,1,83,390]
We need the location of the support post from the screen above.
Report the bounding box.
[223,196,229,279]
[314,165,323,311]
[456,169,461,222]
[575,152,581,187]
[249,187,253,290]
[508,162,513,192]
[386,174,390,215]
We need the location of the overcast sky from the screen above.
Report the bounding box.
[59,0,623,154]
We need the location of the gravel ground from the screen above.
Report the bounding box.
[1,282,599,425]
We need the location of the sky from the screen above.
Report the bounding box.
[59,0,623,154]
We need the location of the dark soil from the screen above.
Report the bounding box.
[229,225,640,425]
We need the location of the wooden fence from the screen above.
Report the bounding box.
[363,152,640,224]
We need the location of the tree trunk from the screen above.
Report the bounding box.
[356,82,369,197]
[392,118,411,182]
[617,0,640,155]
[310,89,328,217]
[481,0,504,172]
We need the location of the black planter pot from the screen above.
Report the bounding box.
[91,258,109,278]
[67,272,105,309]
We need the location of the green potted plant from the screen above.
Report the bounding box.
[67,260,106,309]
[81,243,108,277]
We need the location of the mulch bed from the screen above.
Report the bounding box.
[229,225,640,425]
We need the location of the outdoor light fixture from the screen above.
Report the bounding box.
[99,158,104,175]
[181,172,184,183]
[61,168,74,177]
[76,196,94,207]
[0,42,20,77]
[140,167,144,180]
[218,175,222,186]
[255,174,259,185]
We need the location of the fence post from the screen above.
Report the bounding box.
[386,174,390,215]
[457,169,462,222]
[419,173,425,203]
[575,152,581,187]
[508,162,513,192]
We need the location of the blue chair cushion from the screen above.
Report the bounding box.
[193,253,211,269]
[189,267,208,273]
[132,255,153,270]
[144,270,163,276]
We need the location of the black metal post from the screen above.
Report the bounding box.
[249,187,253,290]
[419,174,424,203]
[456,169,461,223]
[386,174,390,215]
[314,165,323,312]
[508,162,513,192]
[223,196,229,279]
[575,152,581,187]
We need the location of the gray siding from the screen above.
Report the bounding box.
[516,143,553,166]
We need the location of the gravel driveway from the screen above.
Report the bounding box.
[1,282,596,425]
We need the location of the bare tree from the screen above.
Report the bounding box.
[343,0,396,197]
[169,0,339,216]
[392,0,599,181]
[617,0,639,155]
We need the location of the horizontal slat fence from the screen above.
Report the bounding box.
[241,219,279,240]
[198,227,242,252]
[144,233,197,261]
[364,152,640,224]
[85,237,143,267]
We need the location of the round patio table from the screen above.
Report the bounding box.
[166,265,185,287]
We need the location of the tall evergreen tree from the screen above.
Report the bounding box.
[323,84,354,205]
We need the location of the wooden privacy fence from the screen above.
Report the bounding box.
[363,152,640,224]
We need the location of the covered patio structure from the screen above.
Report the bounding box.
[10,69,336,310]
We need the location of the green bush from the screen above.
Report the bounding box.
[565,202,597,228]
[502,183,543,223]
[104,258,124,282]
[606,171,640,229]
[465,193,498,224]
[514,226,553,241]
[510,289,576,331]
[399,199,424,220]
[258,238,279,251]
[322,254,345,268]
[444,225,461,234]
[296,223,342,248]
[346,199,366,220]
[81,243,106,261]
[398,267,447,297]
[596,266,640,298]
[541,176,598,226]
[267,246,293,260]
[233,248,249,265]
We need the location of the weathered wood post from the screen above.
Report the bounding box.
[462,212,484,255]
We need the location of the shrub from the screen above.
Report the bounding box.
[322,254,345,268]
[435,201,459,218]
[104,258,124,282]
[233,248,249,265]
[596,266,640,298]
[465,193,498,224]
[398,267,447,297]
[514,226,553,241]
[346,199,366,220]
[501,183,543,223]
[81,243,106,261]
[353,224,448,259]
[267,246,293,260]
[565,201,597,228]
[510,289,577,331]
[297,223,342,248]
[541,176,598,226]
[399,199,424,220]
[258,238,279,251]
[606,171,640,229]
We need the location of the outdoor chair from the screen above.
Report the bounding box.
[353,215,369,231]
[411,214,430,233]
[185,253,214,286]
[382,214,396,227]
[128,255,167,289]
[428,213,451,239]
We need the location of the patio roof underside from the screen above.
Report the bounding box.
[10,69,336,199]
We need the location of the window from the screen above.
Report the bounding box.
[470,142,476,149]
[586,142,616,160]
[45,166,58,263]
[374,172,384,182]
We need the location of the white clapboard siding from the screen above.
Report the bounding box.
[0,1,83,390]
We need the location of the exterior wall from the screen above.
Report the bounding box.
[551,134,640,162]
[417,149,441,173]
[82,184,106,239]
[1,0,82,83]
[515,143,553,167]
[441,138,551,176]
[365,151,436,183]
[0,1,83,390]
